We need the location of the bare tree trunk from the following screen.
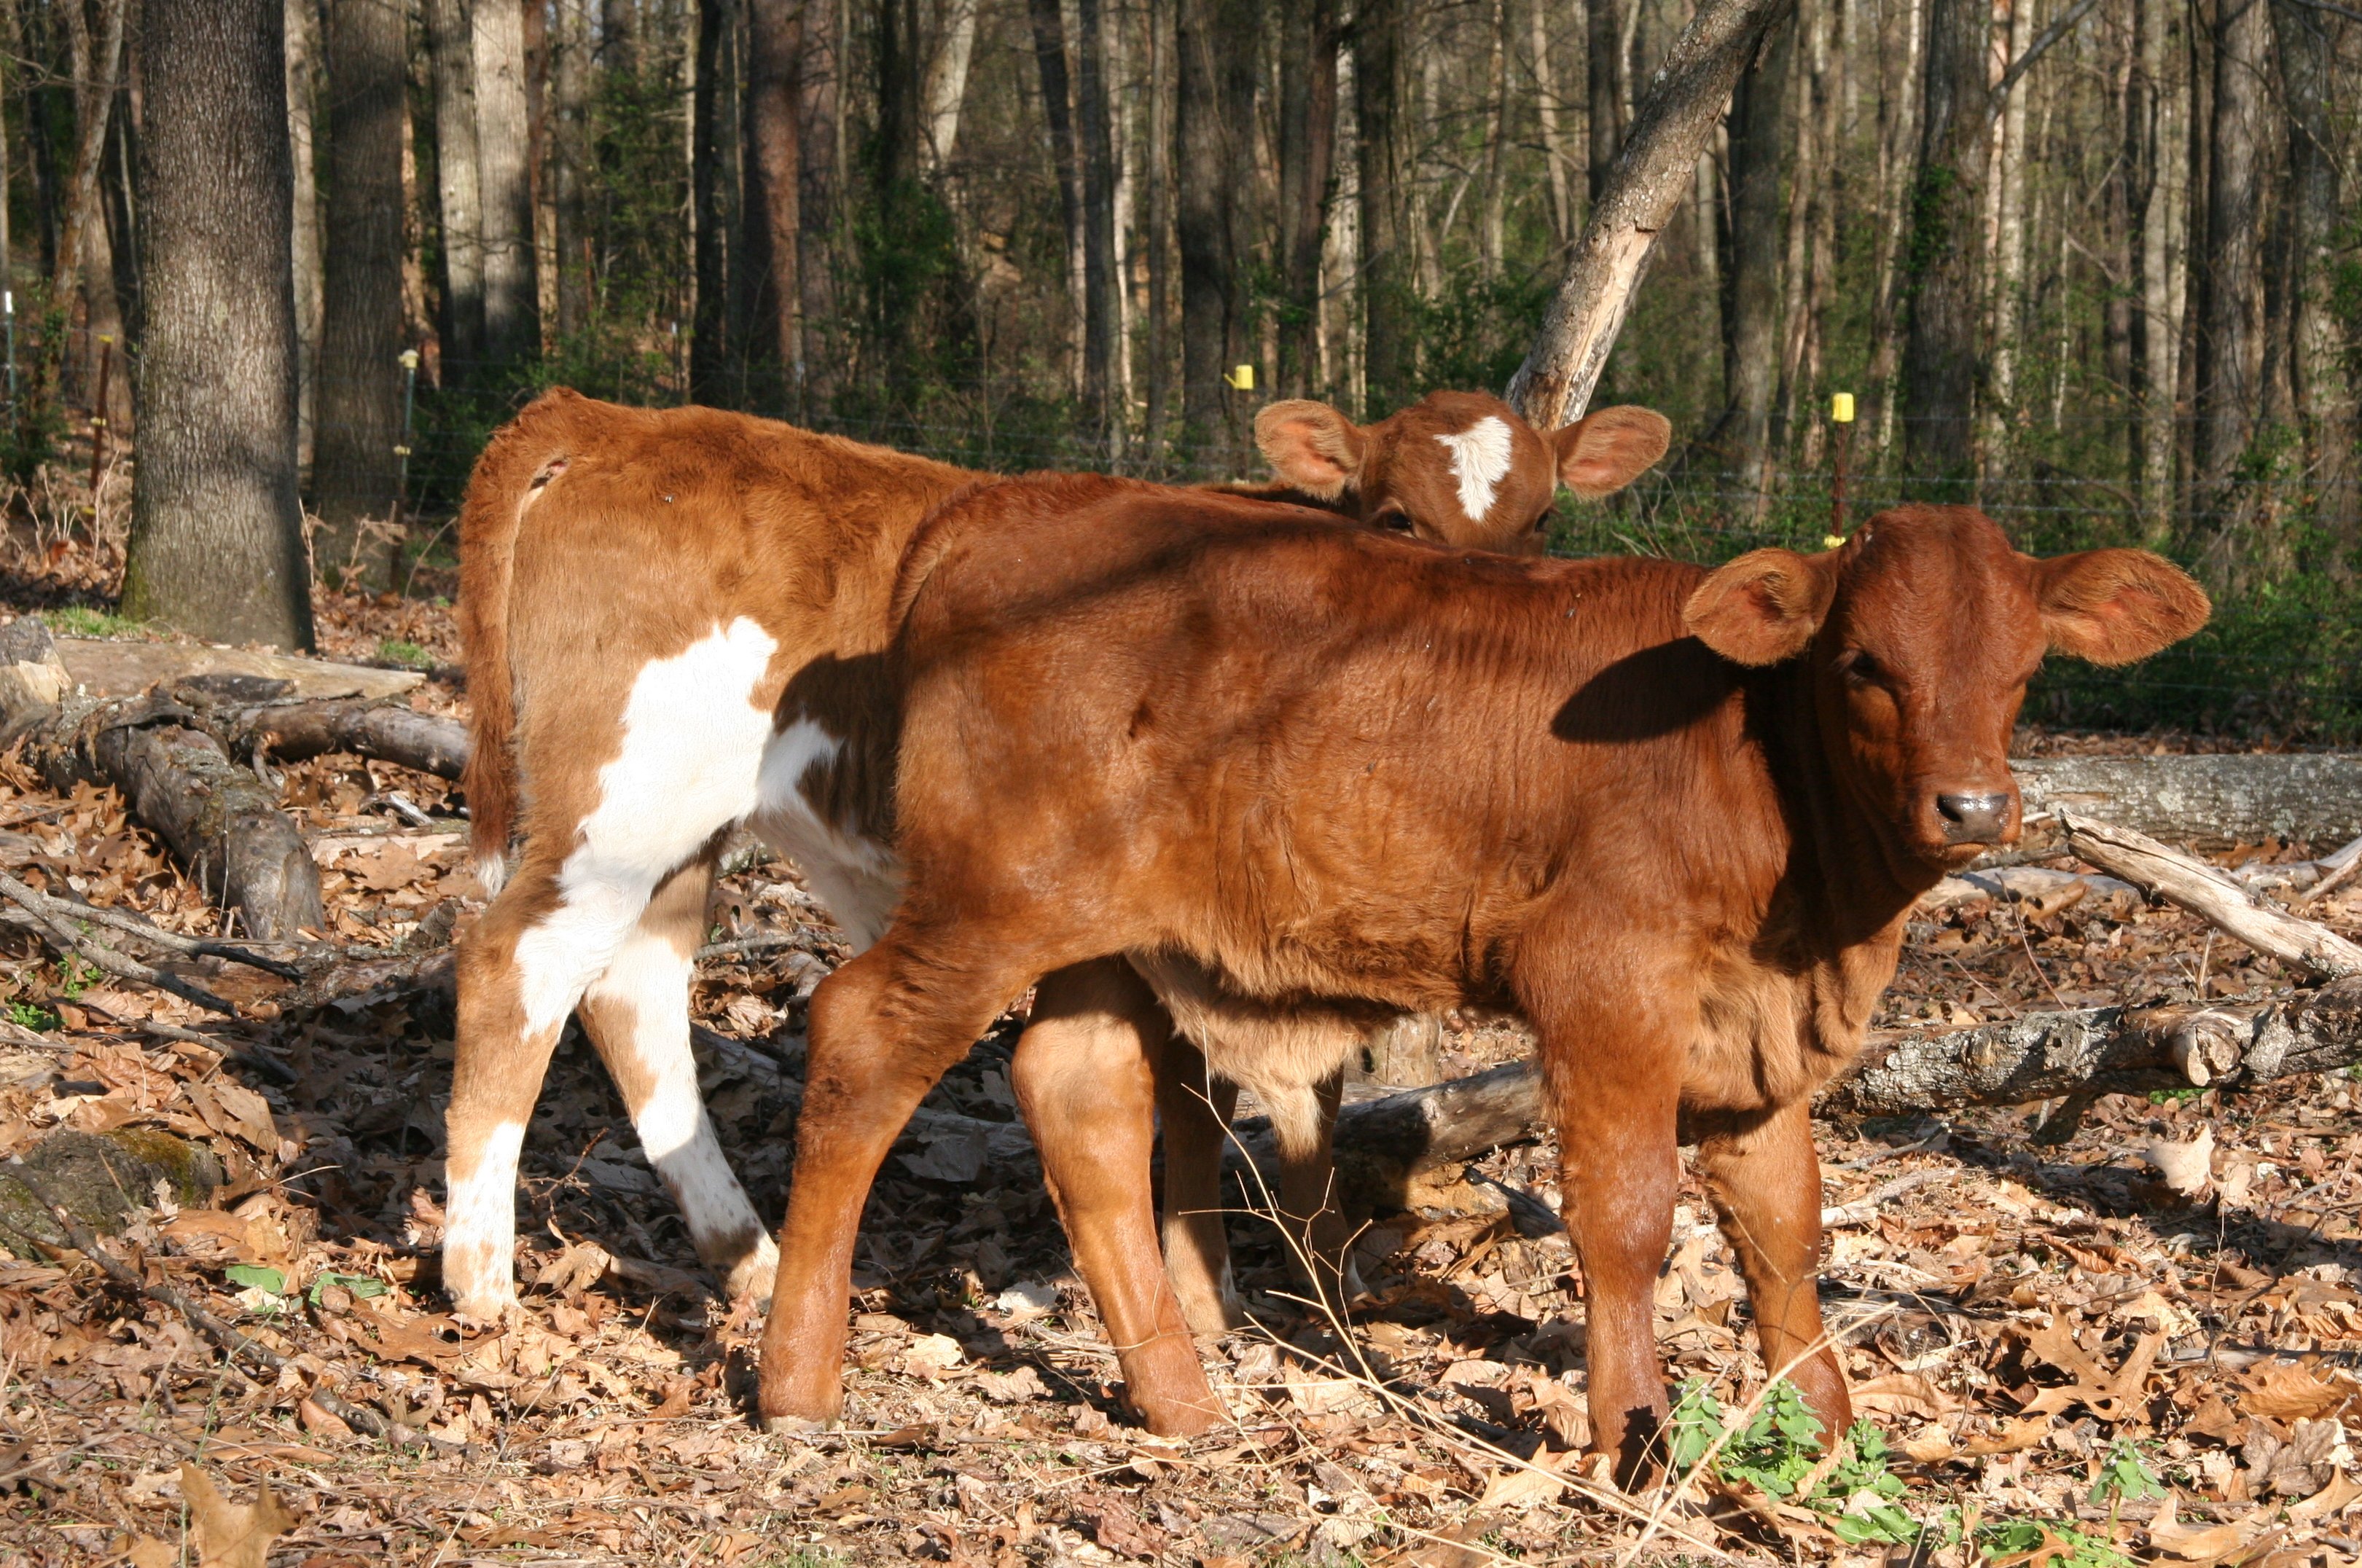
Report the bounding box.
[122,0,313,653]
[474,0,541,368]
[690,0,738,402]
[1713,7,1791,480]
[1276,0,1339,395]
[1176,0,1244,444]
[1981,0,2036,477]
[1530,0,1572,245]
[426,0,486,383]
[1028,0,1086,395]
[2133,0,2185,537]
[797,0,840,404]
[52,0,125,312]
[1897,0,1993,490]
[601,0,638,68]
[1586,0,1626,207]
[1076,0,1122,446]
[551,0,592,339]
[1865,0,1923,452]
[1144,0,1173,449]
[921,0,980,170]
[283,0,324,467]
[1479,0,1509,280]
[2187,0,2269,583]
[2270,0,2354,568]
[1356,0,1409,417]
[1512,0,1797,431]
[744,0,801,382]
[313,0,409,591]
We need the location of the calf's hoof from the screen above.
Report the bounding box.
[760,1412,832,1438]
[719,1234,781,1308]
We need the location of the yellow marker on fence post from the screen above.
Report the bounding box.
[1828,391,1856,546]
[1222,364,1256,391]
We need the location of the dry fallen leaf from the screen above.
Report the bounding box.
[2238,1361,2361,1422]
[125,1537,176,1568]
[1851,1371,1955,1420]
[181,1463,294,1568]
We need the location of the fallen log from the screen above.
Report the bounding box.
[2058,810,2362,979]
[224,698,469,781]
[2014,753,2362,852]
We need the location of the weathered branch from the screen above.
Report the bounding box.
[2058,809,2362,979]
[2014,753,2362,853]
[0,866,300,978]
[0,870,240,1016]
[1508,0,1796,428]
[227,698,469,780]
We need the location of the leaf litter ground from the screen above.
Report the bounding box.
[0,541,2358,1567]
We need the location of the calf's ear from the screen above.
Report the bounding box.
[2030,549,2210,666]
[1255,400,1367,500]
[1683,548,1836,665]
[1552,406,1673,498]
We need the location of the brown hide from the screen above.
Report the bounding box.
[759,486,2205,1467]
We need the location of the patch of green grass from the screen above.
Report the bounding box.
[6,1000,56,1031]
[58,954,94,998]
[378,638,436,670]
[2147,1086,2205,1105]
[42,605,144,639]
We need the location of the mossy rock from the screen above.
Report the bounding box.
[0,1128,223,1253]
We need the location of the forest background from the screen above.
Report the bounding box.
[1,0,2358,737]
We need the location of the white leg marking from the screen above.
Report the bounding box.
[445,1118,527,1315]
[514,618,781,1033]
[584,929,777,1294]
[752,717,904,952]
[1434,415,1515,524]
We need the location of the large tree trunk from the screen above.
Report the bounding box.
[2270,0,2354,570]
[691,0,739,402]
[2186,0,2269,580]
[1864,0,1923,452]
[474,0,541,368]
[285,0,324,463]
[1585,0,1626,207]
[1509,0,1797,431]
[1076,0,1122,444]
[1028,0,1087,397]
[1713,8,1792,485]
[50,0,125,313]
[1275,0,1339,396]
[550,0,592,339]
[1896,0,1993,490]
[796,0,841,405]
[1175,0,1242,446]
[1355,0,1409,418]
[744,0,802,378]
[426,0,486,380]
[921,0,980,170]
[313,0,410,592]
[120,0,314,654]
[1143,0,1173,449]
[1981,0,2036,471]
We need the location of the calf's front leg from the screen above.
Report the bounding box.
[1694,1099,1850,1443]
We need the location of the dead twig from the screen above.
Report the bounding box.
[0,867,302,978]
[1,1156,415,1447]
[0,876,238,1017]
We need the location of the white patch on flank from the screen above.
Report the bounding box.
[444,1118,527,1314]
[1433,415,1516,523]
[583,929,777,1294]
[512,618,781,1035]
[751,716,904,951]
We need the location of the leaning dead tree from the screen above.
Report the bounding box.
[1507,0,1797,428]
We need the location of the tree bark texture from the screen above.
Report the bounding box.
[426,0,486,377]
[1509,0,1797,431]
[1585,0,1626,207]
[284,0,325,465]
[230,699,471,780]
[2269,0,2354,562]
[1714,8,1792,482]
[120,0,315,655]
[745,0,802,376]
[691,0,738,401]
[2013,753,2362,854]
[50,0,125,310]
[1028,0,1087,396]
[1897,0,1992,490]
[1076,0,1122,439]
[313,0,410,589]
[474,0,541,367]
[1277,0,1340,396]
[551,0,593,339]
[1176,0,1249,444]
[921,0,979,170]
[2188,0,2269,575]
[795,0,841,403]
[1355,0,1410,417]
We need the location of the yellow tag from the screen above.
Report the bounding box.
[1223,364,1256,391]
[1831,391,1855,423]
[1823,535,1847,550]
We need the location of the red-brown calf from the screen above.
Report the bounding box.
[754,490,2207,1475]
[440,386,1667,1325]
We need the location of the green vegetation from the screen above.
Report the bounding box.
[42,605,146,639]
[7,1000,57,1032]
[377,638,437,670]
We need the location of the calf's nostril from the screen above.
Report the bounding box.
[1934,791,2009,842]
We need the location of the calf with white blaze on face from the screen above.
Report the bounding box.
[752,487,2207,1478]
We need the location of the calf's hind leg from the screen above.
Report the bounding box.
[1694,1100,1850,1442]
[756,933,1036,1431]
[574,855,778,1303]
[1154,1035,1243,1336]
[1018,960,1224,1435]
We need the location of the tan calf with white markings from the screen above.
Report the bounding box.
[442,388,1668,1322]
